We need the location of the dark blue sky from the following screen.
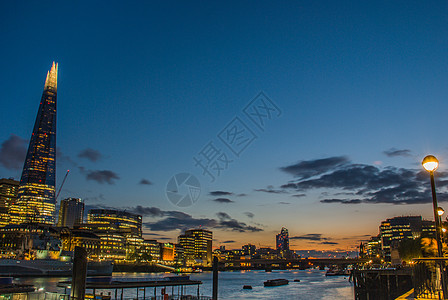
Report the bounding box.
[1,1,448,249]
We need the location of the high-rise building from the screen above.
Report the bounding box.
[83,209,143,261]
[178,229,212,266]
[0,178,19,227]
[10,62,58,225]
[86,209,142,237]
[276,227,290,258]
[380,216,435,261]
[57,198,84,228]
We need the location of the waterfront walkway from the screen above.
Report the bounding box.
[396,288,444,300]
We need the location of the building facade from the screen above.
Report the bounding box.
[178,229,212,266]
[0,178,19,227]
[380,216,435,261]
[276,227,290,258]
[57,198,84,228]
[10,63,58,225]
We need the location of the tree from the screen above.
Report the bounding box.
[398,238,423,261]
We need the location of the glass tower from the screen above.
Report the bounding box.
[10,62,58,225]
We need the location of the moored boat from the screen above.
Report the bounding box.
[264,279,289,287]
[0,259,113,277]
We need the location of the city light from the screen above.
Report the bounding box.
[422,155,439,173]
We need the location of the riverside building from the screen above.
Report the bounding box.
[0,178,19,227]
[178,229,212,266]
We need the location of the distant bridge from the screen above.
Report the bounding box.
[219,258,369,269]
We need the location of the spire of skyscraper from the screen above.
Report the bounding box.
[10,62,58,225]
[44,61,58,92]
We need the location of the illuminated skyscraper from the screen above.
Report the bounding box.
[57,198,84,228]
[276,227,290,258]
[10,62,58,225]
[178,229,212,266]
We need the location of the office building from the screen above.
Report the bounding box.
[178,229,212,266]
[0,178,19,227]
[276,227,290,258]
[380,216,435,261]
[10,63,58,225]
[57,198,84,228]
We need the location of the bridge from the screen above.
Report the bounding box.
[219,258,369,270]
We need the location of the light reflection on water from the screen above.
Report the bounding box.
[15,269,354,300]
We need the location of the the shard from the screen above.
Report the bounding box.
[11,62,58,225]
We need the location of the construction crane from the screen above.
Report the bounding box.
[55,169,70,201]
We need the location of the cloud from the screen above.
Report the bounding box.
[290,233,337,244]
[143,211,263,233]
[244,212,254,218]
[291,194,306,198]
[210,191,233,196]
[280,157,448,205]
[320,199,362,204]
[0,134,27,170]
[139,179,152,185]
[278,202,290,205]
[86,170,120,184]
[132,206,165,217]
[56,147,77,166]
[383,148,412,157]
[222,240,236,244]
[291,234,324,241]
[280,156,349,179]
[216,212,231,220]
[254,185,287,194]
[78,148,102,162]
[212,198,234,203]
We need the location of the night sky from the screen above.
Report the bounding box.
[1,1,448,251]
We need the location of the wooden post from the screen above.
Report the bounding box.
[71,246,88,300]
[213,256,218,300]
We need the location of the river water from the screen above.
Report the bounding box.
[15,269,354,299]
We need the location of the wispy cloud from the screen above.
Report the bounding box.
[143,210,263,233]
[78,148,102,162]
[383,148,412,157]
[0,134,27,170]
[244,212,254,218]
[82,168,120,184]
[210,191,233,196]
[211,198,234,203]
[290,233,338,244]
[280,156,349,179]
[139,178,152,185]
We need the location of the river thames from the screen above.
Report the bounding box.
[15,269,354,299]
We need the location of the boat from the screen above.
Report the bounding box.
[263,279,289,287]
[243,285,252,289]
[0,259,113,277]
[325,268,350,276]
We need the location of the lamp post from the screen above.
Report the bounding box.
[423,155,447,298]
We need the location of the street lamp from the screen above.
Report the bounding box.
[422,155,443,257]
[423,155,447,298]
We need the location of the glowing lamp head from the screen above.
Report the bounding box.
[422,155,439,172]
[438,207,445,216]
[443,228,447,233]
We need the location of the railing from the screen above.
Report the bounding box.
[413,258,448,299]
[0,293,211,300]
[0,292,69,300]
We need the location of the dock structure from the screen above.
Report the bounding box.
[352,268,413,300]
[58,277,211,300]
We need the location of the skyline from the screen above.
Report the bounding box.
[1,1,448,250]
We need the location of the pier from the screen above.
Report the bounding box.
[57,277,209,300]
